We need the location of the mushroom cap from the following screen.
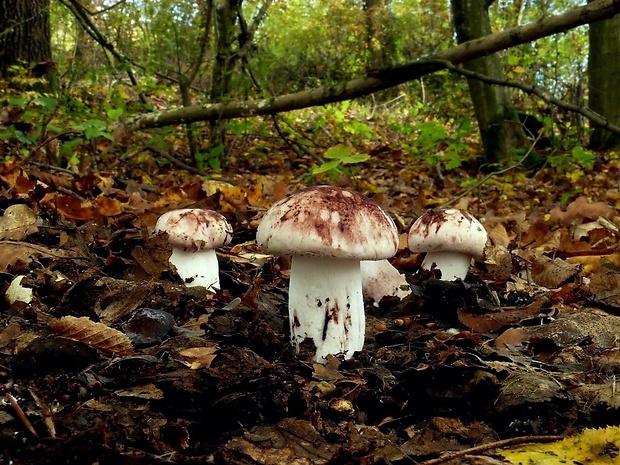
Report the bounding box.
[407,208,487,260]
[257,186,398,260]
[155,208,232,251]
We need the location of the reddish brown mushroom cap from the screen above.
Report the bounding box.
[155,208,232,251]
[256,186,398,260]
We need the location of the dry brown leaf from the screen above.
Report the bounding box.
[178,346,218,369]
[530,255,580,288]
[96,195,122,216]
[0,204,39,240]
[50,316,134,355]
[457,301,544,333]
[549,195,616,226]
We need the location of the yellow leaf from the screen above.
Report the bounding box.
[499,426,620,464]
[513,65,526,73]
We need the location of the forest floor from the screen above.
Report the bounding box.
[2,137,620,465]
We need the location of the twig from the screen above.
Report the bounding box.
[415,434,563,465]
[7,393,38,438]
[29,388,56,439]
[271,116,324,163]
[435,59,620,135]
[143,146,204,175]
[0,241,89,260]
[442,133,541,207]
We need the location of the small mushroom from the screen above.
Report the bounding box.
[155,208,232,290]
[256,185,398,362]
[408,208,487,281]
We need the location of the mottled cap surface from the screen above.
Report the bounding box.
[407,208,487,259]
[257,186,398,259]
[155,208,232,250]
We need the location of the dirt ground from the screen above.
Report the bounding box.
[2,147,620,464]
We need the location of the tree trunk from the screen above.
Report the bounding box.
[208,0,239,163]
[0,0,55,91]
[450,0,526,165]
[364,0,385,71]
[588,8,620,150]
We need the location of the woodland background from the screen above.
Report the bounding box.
[1,0,619,175]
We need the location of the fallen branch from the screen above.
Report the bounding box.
[121,0,620,132]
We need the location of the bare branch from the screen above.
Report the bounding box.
[437,60,620,135]
[122,0,620,133]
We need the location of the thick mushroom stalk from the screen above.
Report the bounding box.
[256,185,399,363]
[421,251,472,281]
[169,247,220,290]
[289,257,364,360]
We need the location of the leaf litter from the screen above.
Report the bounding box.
[1,151,620,464]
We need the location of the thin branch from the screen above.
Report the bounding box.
[143,146,205,175]
[415,434,564,465]
[437,60,620,135]
[59,0,149,105]
[442,133,543,207]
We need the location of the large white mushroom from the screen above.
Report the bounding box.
[256,185,399,362]
[155,208,232,291]
[408,208,487,281]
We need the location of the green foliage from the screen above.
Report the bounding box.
[404,118,477,170]
[307,145,369,180]
[195,145,225,170]
[547,145,595,175]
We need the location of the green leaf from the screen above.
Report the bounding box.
[507,55,519,66]
[15,130,34,144]
[84,119,107,128]
[107,108,124,120]
[209,144,225,157]
[324,145,353,160]
[35,97,57,111]
[341,154,369,164]
[9,97,30,107]
[311,159,342,174]
[84,127,101,140]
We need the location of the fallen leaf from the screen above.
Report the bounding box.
[178,346,218,369]
[498,426,620,464]
[50,316,134,355]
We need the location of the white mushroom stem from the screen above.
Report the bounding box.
[422,251,473,281]
[361,260,411,304]
[289,256,364,362]
[169,247,220,291]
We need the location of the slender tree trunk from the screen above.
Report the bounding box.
[0,0,56,91]
[588,8,620,150]
[451,0,526,165]
[208,0,238,162]
[364,0,385,71]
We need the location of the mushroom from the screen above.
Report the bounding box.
[256,185,398,362]
[407,208,487,281]
[155,208,232,290]
[361,259,410,304]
